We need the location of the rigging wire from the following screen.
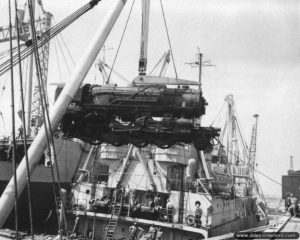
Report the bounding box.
[210,101,226,127]
[52,17,75,66]
[106,0,136,84]
[55,35,71,74]
[53,37,63,82]
[29,8,70,236]
[14,0,35,237]
[233,102,249,150]
[27,0,66,237]
[235,120,250,160]
[23,56,29,101]
[217,140,289,193]
[8,0,18,236]
[148,52,166,76]
[0,0,101,76]
[159,0,178,79]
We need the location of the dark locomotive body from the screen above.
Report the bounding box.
[56,82,219,150]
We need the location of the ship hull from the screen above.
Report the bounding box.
[67,209,264,240]
[0,181,69,233]
[0,138,89,231]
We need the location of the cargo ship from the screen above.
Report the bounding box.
[56,1,268,238]
[0,0,269,238]
[64,93,268,239]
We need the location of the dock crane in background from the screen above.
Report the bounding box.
[249,114,259,169]
[248,114,266,205]
[0,0,52,136]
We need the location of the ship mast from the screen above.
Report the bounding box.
[138,0,150,75]
[225,95,237,165]
[249,114,259,170]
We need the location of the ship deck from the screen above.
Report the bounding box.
[280,217,300,232]
[74,210,209,238]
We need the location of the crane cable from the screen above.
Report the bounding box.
[53,37,64,81]
[149,52,167,76]
[106,0,136,84]
[8,0,18,236]
[54,34,71,74]
[159,0,178,79]
[52,17,75,67]
[0,0,102,76]
[14,0,35,238]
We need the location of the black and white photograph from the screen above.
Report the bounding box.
[0,0,299,239]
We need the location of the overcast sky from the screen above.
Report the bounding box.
[0,0,299,197]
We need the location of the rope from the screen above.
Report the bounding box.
[233,102,249,150]
[8,0,18,236]
[149,52,166,76]
[210,101,226,127]
[159,0,178,79]
[106,0,136,84]
[53,37,63,82]
[14,0,35,237]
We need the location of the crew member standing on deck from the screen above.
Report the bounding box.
[129,222,143,240]
[194,201,203,228]
[17,125,24,139]
[288,193,298,217]
[166,199,174,223]
[154,194,160,207]
[155,227,163,240]
[285,192,291,211]
[149,224,157,240]
[125,185,130,203]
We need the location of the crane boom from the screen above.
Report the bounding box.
[138,0,150,75]
[249,114,259,167]
[0,3,52,135]
[31,11,52,130]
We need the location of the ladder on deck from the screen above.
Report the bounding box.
[104,190,123,240]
